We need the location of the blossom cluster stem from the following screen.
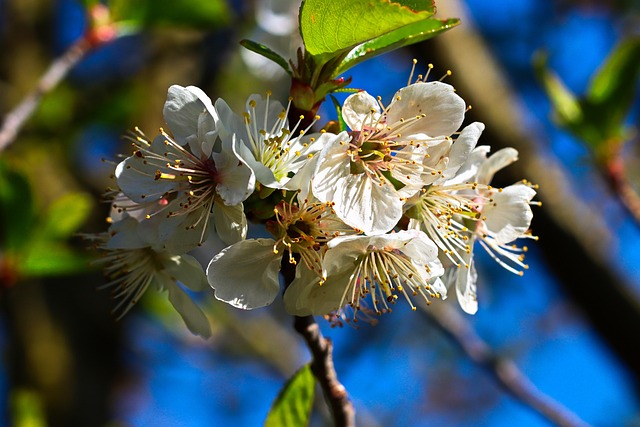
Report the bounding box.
[0,38,92,152]
[293,315,356,427]
[282,257,355,426]
[423,304,590,427]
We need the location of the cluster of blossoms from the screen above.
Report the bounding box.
[94,74,537,336]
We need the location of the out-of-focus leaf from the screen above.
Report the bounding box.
[11,389,46,427]
[335,18,460,77]
[240,40,292,75]
[533,51,583,126]
[264,364,315,427]
[41,192,93,239]
[0,161,35,251]
[299,0,436,61]
[20,241,89,277]
[584,37,640,138]
[110,0,231,29]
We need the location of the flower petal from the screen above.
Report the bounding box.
[162,277,212,338]
[213,135,255,205]
[387,82,466,137]
[477,147,519,184]
[483,184,535,244]
[342,91,381,131]
[207,238,281,309]
[163,85,217,146]
[164,254,207,291]
[441,122,484,180]
[213,201,247,245]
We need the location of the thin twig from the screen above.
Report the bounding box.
[0,38,92,152]
[280,258,355,427]
[423,304,591,427]
[294,315,356,427]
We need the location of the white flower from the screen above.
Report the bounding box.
[115,85,254,245]
[406,143,538,314]
[216,92,332,190]
[312,82,467,235]
[207,197,357,309]
[284,230,446,317]
[95,203,211,338]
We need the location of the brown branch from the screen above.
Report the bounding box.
[0,38,92,152]
[423,304,591,427]
[294,315,356,427]
[280,257,355,427]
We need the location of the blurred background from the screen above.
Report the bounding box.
[0,0,639,426]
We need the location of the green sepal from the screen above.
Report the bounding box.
[240,39,292,76]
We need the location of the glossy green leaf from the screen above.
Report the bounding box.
[300,0,435,59]
[335,18,460,77]
[40,192,93,239]
[110,0,231,29]
[0,162,35,252]
[240,40,292,75]
[264,365,315,427]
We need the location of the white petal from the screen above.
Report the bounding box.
[213,202,247,245]
[284,263,354,316]
[106,216,146,249]
[454,254,478,315]
[333,173,403,235]
[232,133,281,188]
[163,85,217,146]
[164,254,207,291]
[207,238,281,309]
[213,136,255,205]
[342,91,381,130]
[163,277,212,338]
[115,156,175,204]
[387,82,466,137]
[478,147,519,184]
[483,184,535,244]
[312,132,352,203]
[442,122,484,180]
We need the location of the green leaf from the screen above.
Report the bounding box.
[20,242,90,277]
[110,0,231,29]
[40,193,93,239]
[264,365,315,427]
[533,52,583,127]
[335,18,460,77]
[0,161,35,252]
[300,0,436,60]
[584,37,640,138]
[240,40,292,75]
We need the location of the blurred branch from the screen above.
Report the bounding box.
[423,303,590,427]
[0,38,91,152]
[430,0,640,384]
[604,153,640,226]
[0,4,118,153]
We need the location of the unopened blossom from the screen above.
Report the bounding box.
[216,92,335,190]
[92,199,211,338]
[312,81,466,235]
[115,85,254,245]
[406,142,537,314]
[284,229,446,317]
[207,196,357,310]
